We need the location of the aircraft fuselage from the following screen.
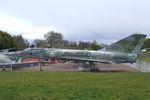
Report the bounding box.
[5,48,137,64]
[46,49,137,64]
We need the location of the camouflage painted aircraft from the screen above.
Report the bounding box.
[4,34,146,70]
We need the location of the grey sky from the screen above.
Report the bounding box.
[0,0,150,44]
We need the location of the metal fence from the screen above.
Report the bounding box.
[0,62,40,71]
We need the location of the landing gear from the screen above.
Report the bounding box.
[78,62,99,72]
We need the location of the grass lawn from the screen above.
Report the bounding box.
[0,72,150,100]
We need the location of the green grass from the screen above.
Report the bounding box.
[0,72,150,100]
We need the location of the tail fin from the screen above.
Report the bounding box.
[106,34,147,54]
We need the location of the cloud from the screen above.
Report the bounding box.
[0,15,60,40]
[0,15,32,33]
[0,0,150,44]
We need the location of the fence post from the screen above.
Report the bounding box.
[11,64,13,72]
[39,60,43,71]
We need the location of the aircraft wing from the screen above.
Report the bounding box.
[58,56,112,64]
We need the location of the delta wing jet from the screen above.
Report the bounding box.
[45,34,146,70]
[4,34,146,70]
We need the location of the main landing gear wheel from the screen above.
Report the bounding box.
[78,62,100,72]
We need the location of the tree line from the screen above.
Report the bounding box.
[0,30,29,51]
[0,30,150,51]
[33,31,101,50]
[0,30,101,51]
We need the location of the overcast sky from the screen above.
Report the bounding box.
[0,0,150,44]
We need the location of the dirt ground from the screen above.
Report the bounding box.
[19,62,138,72]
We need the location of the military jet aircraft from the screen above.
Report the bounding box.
[45,34,146,69]
[5,34,146,70]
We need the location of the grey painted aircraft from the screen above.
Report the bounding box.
[4,34,146,70]
[46,34,146,69]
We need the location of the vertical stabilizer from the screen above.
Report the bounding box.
[106,34,147,54]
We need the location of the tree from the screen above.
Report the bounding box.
[69,41,77,49]
[33,39,49,48]
[44,31,63,48]
[78,41,91,50]
[0,30,17,50]
[90,40,101,50]
[13,35,29,50]
[62,39,70,48]
[142,38,150,49]
[62,40,77,49]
